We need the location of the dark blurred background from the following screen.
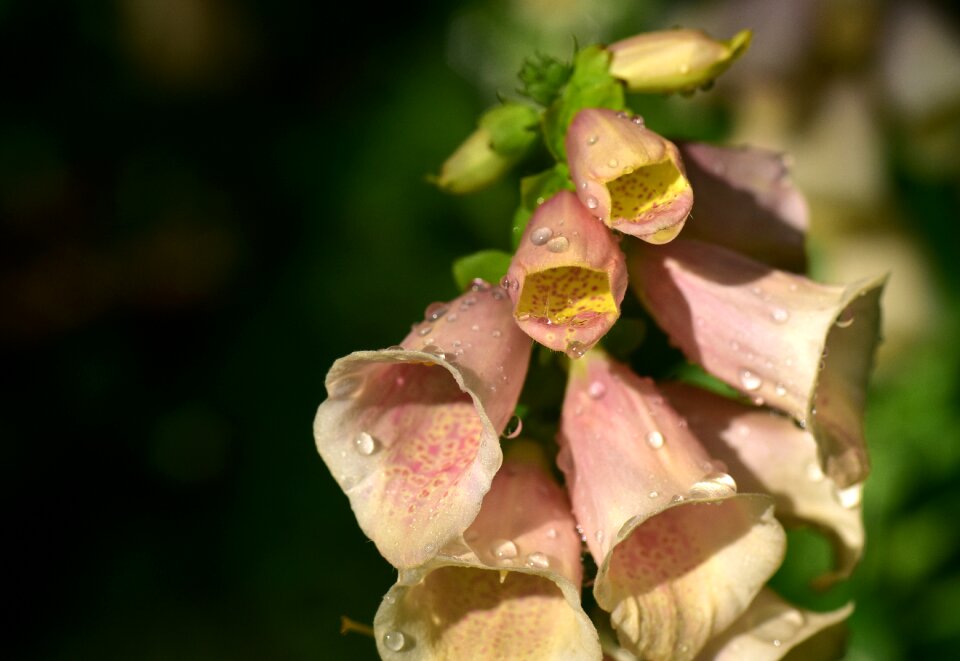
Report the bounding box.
[3,1,959,659]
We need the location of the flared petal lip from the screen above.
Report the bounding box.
[314,347,503,568]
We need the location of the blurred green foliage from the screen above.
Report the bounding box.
[2,1,959,660]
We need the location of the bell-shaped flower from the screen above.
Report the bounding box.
[313,282,533,569]
[661,381,864,587]
[607,28,752,94]
[698,589,854,660]
[628,238,886,488]
[558,350,786,661]
[504,190,628,358]
[374,441,601,660]
[433,104,541,194]
[678,142,809,272]
[566,108,693,244]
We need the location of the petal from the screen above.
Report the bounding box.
[629,238,886,487]
[374,443,601,660]
[313,283,533,568]
[506,190,628,357]
[679,142,809,272]
[558,351,786,660]
[661,382,864,586]
[696,589,853,660]
[608,29,752,94]
[566,108,693,243]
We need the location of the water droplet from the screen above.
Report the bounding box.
[545,528,558,539]
[585,195,599,209]
[530,227,553,245]
[587,135,598,146]
[328,375,363,399]
[354,432,378,455]
[689,472,738,499]
[739,369,763,391]
[646,430,665,449]
[417,325,432,337]
[546,236,570,253]
[382,593,396,605]
[632,116,644,126]
[492,539,518,560]
[470,324,480,332]
[670,494,685,504]
[525,552,550,569]
[770,307,790,323]
[424,303,448,321]
[774,383,787,397]
[470,279,490,292]
[447,313,458,322]
[421,344,446,360]
[835,313,855,328]
[500,275,517,290]
[491,289,506,301]
[806,462,825,482]
[588,381,607,399]
[835,484,862,509]
[382,630,406,652]
[423,543,436,554]
[752,608,806,646]
[608,159,619,168]
[595,530,604,543]
[565,340,587,359]
[648,490,659,499]
[502,415,523,439]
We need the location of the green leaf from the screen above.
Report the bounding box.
[541,45,626,160]
[518,53,573,107]
[510,163,574,248]
[480,103,541,156]
[452,250,513,291]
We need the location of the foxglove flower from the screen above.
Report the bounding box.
[374,442,601,660]
[558,350,786,661]
[505,190,627,358]
[661,381,864,587]
[629,238,886,488]
[678,142,809,272]
[314,282,532,568]
[607,28,752,94]
[566,108,693,243]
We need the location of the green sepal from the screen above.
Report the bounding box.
[541,46,626,160]
[510,163,575,248]
[479,103,541,156]
[452,250,514,291]
[518,52,574,107]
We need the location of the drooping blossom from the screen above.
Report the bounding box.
[314,281,532,568]
[558,349,786,661]
[678,142,809,273]
[566,108,693,244]
[661,381,864,587]
[505,190,627,358]
[628,238,886,488]
[608,28,752,94]
[374,441,601,660]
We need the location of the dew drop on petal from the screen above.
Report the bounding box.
[588,380,607,399]
[492,539,518,560]
[417,325,432,337]
[774,383,787,397]
[525,552,550,569]
[585,195,599,210]
[648,490,659,499]
[770,307,790,323]
[587,135,598,146]
[565,340,587,359]
[646,430,665,449]
[502,415,523,439]
[382,631,406,652]
[608,159,619,168]
[530,227,553,245]
[835,484,863,509]
[546,236,569,253]
[382,593,396,605]
[354,432,378,455]
[689,472,738,499]
[739,369,763,391]
[424,303,448,321]
[545,528,558,539]
[595,530,604,543]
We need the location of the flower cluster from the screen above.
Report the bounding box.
[313,27,884,660]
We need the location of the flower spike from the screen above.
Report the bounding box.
[505,190,628,357]
[374,442,602,660]
[566,108,693,243]
[608,28,751,94]
[314,282,533,568]
[629,238,886,488]
[661,382,864,586]
[558,350,785,661]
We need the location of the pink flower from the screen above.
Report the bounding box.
[373,441,601,659]
[566,108,693,244]
[505,190,628,358]
[313,282,532,568]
